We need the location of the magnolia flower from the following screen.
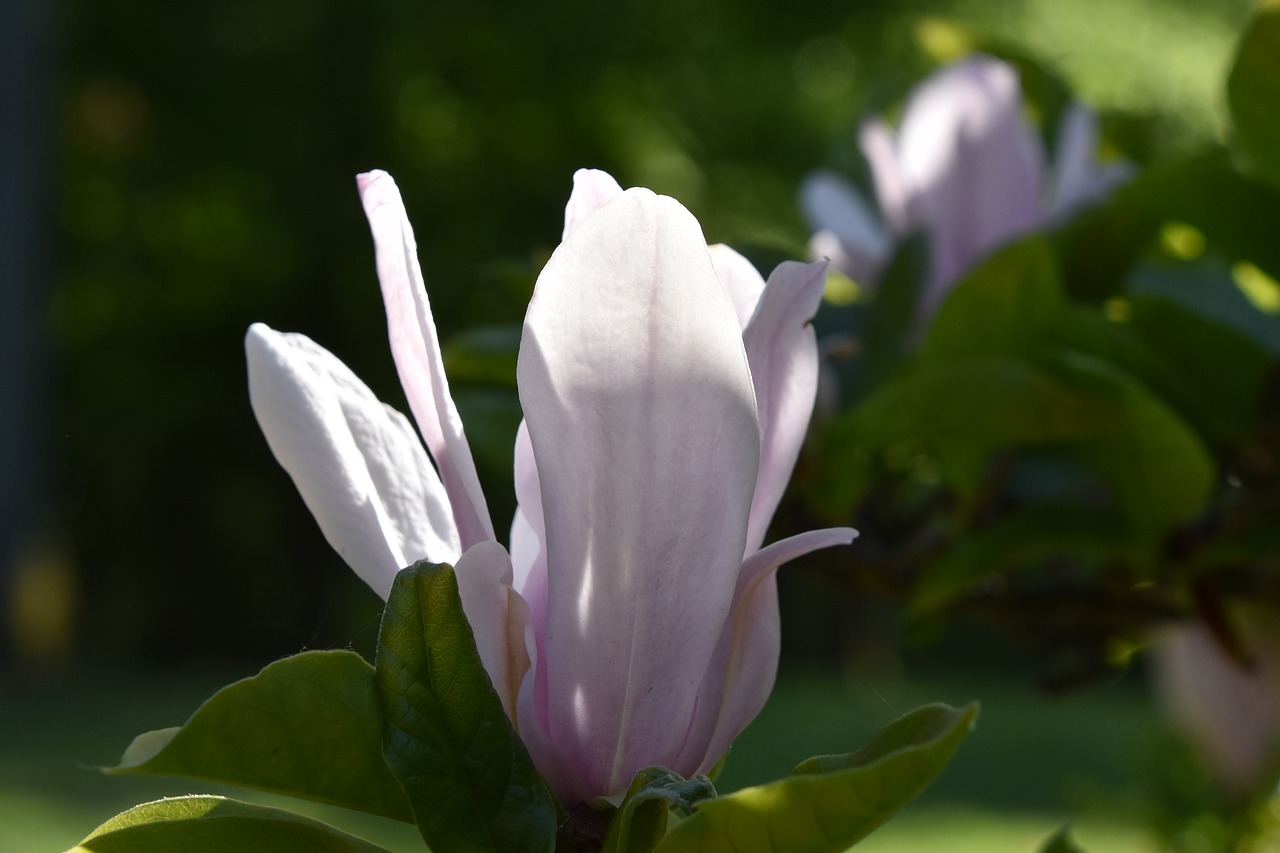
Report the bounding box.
[802,53,1132,322]
[1152,613,1280,798]
[245,169,855,805]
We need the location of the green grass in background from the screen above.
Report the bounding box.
[2,663,1164,852]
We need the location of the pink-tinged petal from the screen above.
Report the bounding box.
[858,118,911,234]
[357,170,495,550]
[1152,616,1280,797]
[453,541,533,723]
[799,170,893,283]
[896,55,1044,317]
[245,324,460,599]
[678,527,857,775]
[518,188,761,802]
[707,244,767,330]
[562,168,625,241]
[741,260,828,555]
[1048,102,1134,220]
[510,420,550,640]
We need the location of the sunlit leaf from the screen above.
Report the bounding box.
[107,650,411,822]
[71,795,391,853]
[375,560,558,853]
[1228,3,1280,189]
[1056,152,1280,299]
[1039,824,1087,853]
[655,703,977,852]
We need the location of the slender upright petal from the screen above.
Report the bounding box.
[357,170,495,550]
[799,170,893,284]
[453,541,534,723]
[708,244,767,330]
[245,324,460,598]
[518,188,761,802]
[676,526,858,774]
[741,260,828,555]
[1048,102,1134,219]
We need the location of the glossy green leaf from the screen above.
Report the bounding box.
[1044,351,1215,536]
[1056,151,1280,299]
[107,650,411,822]
[1127,264,1274,444]
[1039,825,1087,853]
[846,357,1125,448]
[375,561,558,853]
[912,505,1133,613]
[858,233,927,389]
[1228,3,1280,188]
[71,795,391,853]
[920,236,1062,364]
[602,767,717,853]
[655,703,977,852]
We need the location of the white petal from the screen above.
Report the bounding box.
[454,541,533,723]
[895,55,1044,316]
[1048,102,1134,220]
[357,170,495,550]
[708,244,767,330]
[517,187,760,801]
[741,260,828,554]
[562,168,625,241]
[245,324,460,599]
[799,170,893,282]
[679,527,857,774]
[858,118,911,234]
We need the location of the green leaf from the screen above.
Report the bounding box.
[912,505,1133,613]
[375,561,558,853]
[1056,151,1280,300]
[441,325,521,387]
[106,650,412,822]
[70,795,392,853]
[1043,351,1215,537]
[847,358,1125,448]
[1127,264,1274,444]
[858,233,927,389]
[1039,825,1087,853]
[655,703,978,852]
[1228,2,1280,189]
[920,236,1063,364]
[602,768,718,853]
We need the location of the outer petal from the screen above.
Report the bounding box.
[741,260,828,555]
[453,541,534,723]
[518,188,761,802]
[799,170,893,283]
[707,244,767,330]
[1048,102,1134,220]
[676,527,857,775]
[245,324,460,599]
[357,170,495,550]
[858,118,911,234]
[562,168,625,241]
[896,55,1044,317]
